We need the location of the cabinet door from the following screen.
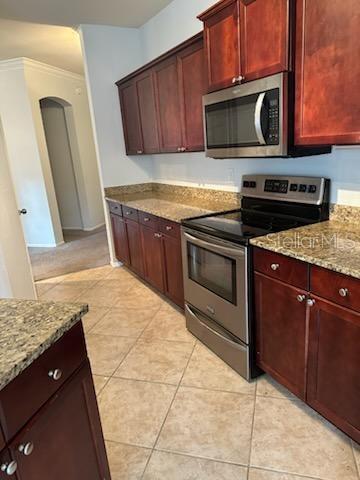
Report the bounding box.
[141,224,164,292]
[153,56,183,152]
[162,234,184,308]
[118,80,143,154]
[255,273,307,399]
[126,219,144,277]
[11,363,110,480]
[295,0,360,145]
[136,71,160,153]
[307,298,360,443]
[178,39,206,152]
[240,0,290,81]
[200,0,241,92]
[110,213,130,265]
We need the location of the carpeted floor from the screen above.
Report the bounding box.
[29,226,110,281]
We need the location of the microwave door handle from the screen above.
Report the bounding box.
[183,231,244,258]
[254,92,266,145]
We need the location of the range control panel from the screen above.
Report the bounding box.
[241,175,329,205]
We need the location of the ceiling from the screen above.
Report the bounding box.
[0,0,174,74]
[0,0,173,28]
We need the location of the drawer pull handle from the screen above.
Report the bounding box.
[165,226,173,231]
[1,461,17,475]
[339,288,349,297]
[48,369,62,381]
[271,263,280,271]
[297,295,306,303]
[18,442,34,456]
[144,217,150,222]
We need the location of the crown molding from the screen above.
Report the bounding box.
[0,57,84,82]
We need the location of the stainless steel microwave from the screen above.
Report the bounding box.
[203,73,331,158]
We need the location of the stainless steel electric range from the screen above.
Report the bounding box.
[181,175,330,381]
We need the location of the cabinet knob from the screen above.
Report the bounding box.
[181,147,186,152]
[307,299,316,307]
[48,369,62,381]
[125,211,132,216]
[297,295,306,303]
[154,233,162,238]
[165,226,173,231]
[271,263,280,271]
[18,442,34,456]
[1,461,17,476]
[137,150,143,154]
[177,147,182,152]
[144,217,150,222]
[232,77,236,84]
[339,288,349,297]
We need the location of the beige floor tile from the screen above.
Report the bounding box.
[91,306,155,338]
[353,440,360,474]
[98,378,176,447]
[256,375,296,400]
[143,451,248,480]
[86,334,135,376]
[96,276,137,292]
[115,339,193,385]
[182,343,256,395]
[93,375,109,396]
[250,396,358,480]
[106,266,136,280]
[64,265,112,281]
[141,304,196,344]
[115,283,164,311]
[248,468,318,480]
[37,274,67,284]
[39,283,86,302]
[82,307,110,333]
[105,441,151,480]
[35,283,56,296]
[77,285,122,308]
[157,386,255,464]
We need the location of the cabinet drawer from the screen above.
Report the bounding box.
[311,266,360,312]
[108,201,122,217]
[0,322,87,441]
[253,248,309,290]
[139,211,159,228]
[159,218,180,239]
[122,206,139,222]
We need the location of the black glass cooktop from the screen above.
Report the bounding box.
[182,208,309,245]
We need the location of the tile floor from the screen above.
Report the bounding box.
[37,265,360,480]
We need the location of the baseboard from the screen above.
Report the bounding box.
[83,223,106,232]
[27,240,65,248]
[111,260,122,267]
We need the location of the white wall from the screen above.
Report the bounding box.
[0,57,104,246]
[40,98,83,230]
[139,0,360,207]
[0,115,36,299]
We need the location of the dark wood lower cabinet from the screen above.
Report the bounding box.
[111,213,130,265]
[255,272,308,399]
[126,219,144,277]
[162,234,184,308]
[9,361,110,480]
[141,224,165,292]
[307,298,360,443]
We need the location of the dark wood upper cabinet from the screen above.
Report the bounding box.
[255,272,308,399]
[141,224,165,292]
[110,213,130,265]
[295,0,360,146]
[153,56,183,153]
[240,0,291,81]
[10,363,110,480]
[136,71,160,153]
[178,39,206,152]
[199,0,291,92]
[199,0,241,92]
[117,80,143,155]
[307,298,360,443]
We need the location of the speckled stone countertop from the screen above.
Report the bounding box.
[105,183,241,223]
[251,221,360,280]
[0,300,88,391]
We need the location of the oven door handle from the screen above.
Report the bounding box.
[185,304,246,350]
[254,92,266,145]
[183,232,245,258]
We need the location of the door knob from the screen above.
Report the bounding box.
[18,442,34,456]
[18,208,27,215]
[1,461,17,476]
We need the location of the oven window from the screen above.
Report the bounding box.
[187,243,237,304]
[205,93,261,148]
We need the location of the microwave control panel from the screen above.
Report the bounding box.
[265,90,280,145]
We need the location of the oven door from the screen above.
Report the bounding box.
[181,228,248,344]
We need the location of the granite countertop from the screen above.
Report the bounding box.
[106,191,240,223]
[0,300,88,391]
[251,221,360,280]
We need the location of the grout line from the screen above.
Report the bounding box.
[351,440,360,480]
[247,379,258,480]
[139,340,197,479]
[249,466,324,480]
[153,446,249,468]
